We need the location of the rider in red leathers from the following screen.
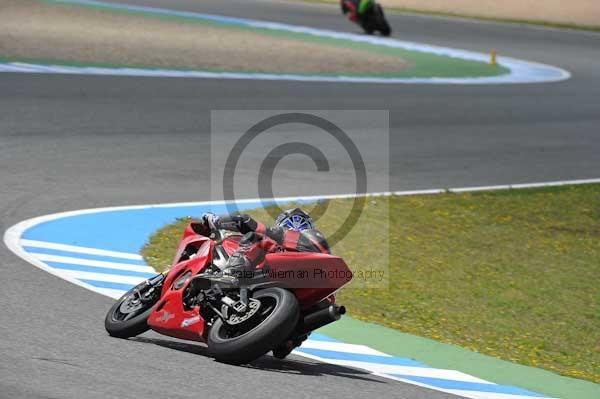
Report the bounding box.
[200,208,330,278]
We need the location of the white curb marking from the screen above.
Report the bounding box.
[0,0,570,85]
[29,253,155,273]
[21,239,144,260]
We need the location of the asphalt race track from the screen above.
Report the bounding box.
[1,1,599,398]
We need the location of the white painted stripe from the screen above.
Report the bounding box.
[10,63,67,73]
[93,287,128,300]
[9,178,600,224]
[15,63,82,74]
[29,253,155,273]
[438,178,600,193]
[293,352,511,399]
[0,60,566,85]
[375,373,555,399]
[1,238,131,300]
[1,64,45,73]
[443,390,555,399]
[58,269,147,285]
[20,239,144,260]
[301,339,391,357]
[291,351,491,384]
[295,351,556,398]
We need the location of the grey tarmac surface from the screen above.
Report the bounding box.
[1,1,599,398]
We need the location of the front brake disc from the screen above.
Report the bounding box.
[119,294,144,314]
[225,298,261,325]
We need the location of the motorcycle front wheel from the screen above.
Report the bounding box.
[104,278,161,338]
[207,287,299,365]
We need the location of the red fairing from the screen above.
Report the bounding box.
[148,229,213,341]
[264,252,351,309]
[147,223,352,341]
[148,286,207,341]
[163,235,212,295]
[221,234,242,256]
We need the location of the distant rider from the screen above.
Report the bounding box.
[340,0,372,23]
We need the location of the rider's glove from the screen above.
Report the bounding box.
[201,212,220,232]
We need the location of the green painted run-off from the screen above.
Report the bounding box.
[320,317,600,399]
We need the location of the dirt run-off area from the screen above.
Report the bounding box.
[0,0,409,74]
[378,0,599,28]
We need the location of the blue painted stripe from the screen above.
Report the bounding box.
[391,375,547,397]
[309,333,342,343]
[80,279,136,291]
[23,246,147,265]
[45,261,156,278]
[22,202,268,253]
[297,347,427,367]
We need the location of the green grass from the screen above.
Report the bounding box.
[142,184,600,383]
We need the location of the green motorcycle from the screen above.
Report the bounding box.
[341,0,392,36]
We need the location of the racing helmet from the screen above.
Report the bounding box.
[275,208,314,232]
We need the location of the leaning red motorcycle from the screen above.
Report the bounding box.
[104,222,352,364]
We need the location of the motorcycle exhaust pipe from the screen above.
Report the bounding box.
[300,304,346,334]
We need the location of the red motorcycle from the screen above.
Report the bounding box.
[104,222,352,364]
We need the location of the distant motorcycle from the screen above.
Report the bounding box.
[341,0,391,36]
[104,223,351,364]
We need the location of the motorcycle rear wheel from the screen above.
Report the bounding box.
[375,5,391,36]
[361,22,375,35]
[207,287,299,364]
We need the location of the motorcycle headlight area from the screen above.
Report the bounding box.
[172,271,192,290]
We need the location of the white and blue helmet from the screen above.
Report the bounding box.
[275,208,314,232]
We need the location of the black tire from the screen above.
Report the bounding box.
[361,22,375,35]
[361,18,375,35]
[379,22,391,37]
[272,344,294,359]
[104,284,158,338]
[207,287,299,365]
[376,5,391,36]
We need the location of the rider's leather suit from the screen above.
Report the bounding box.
[214,214,330,275]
